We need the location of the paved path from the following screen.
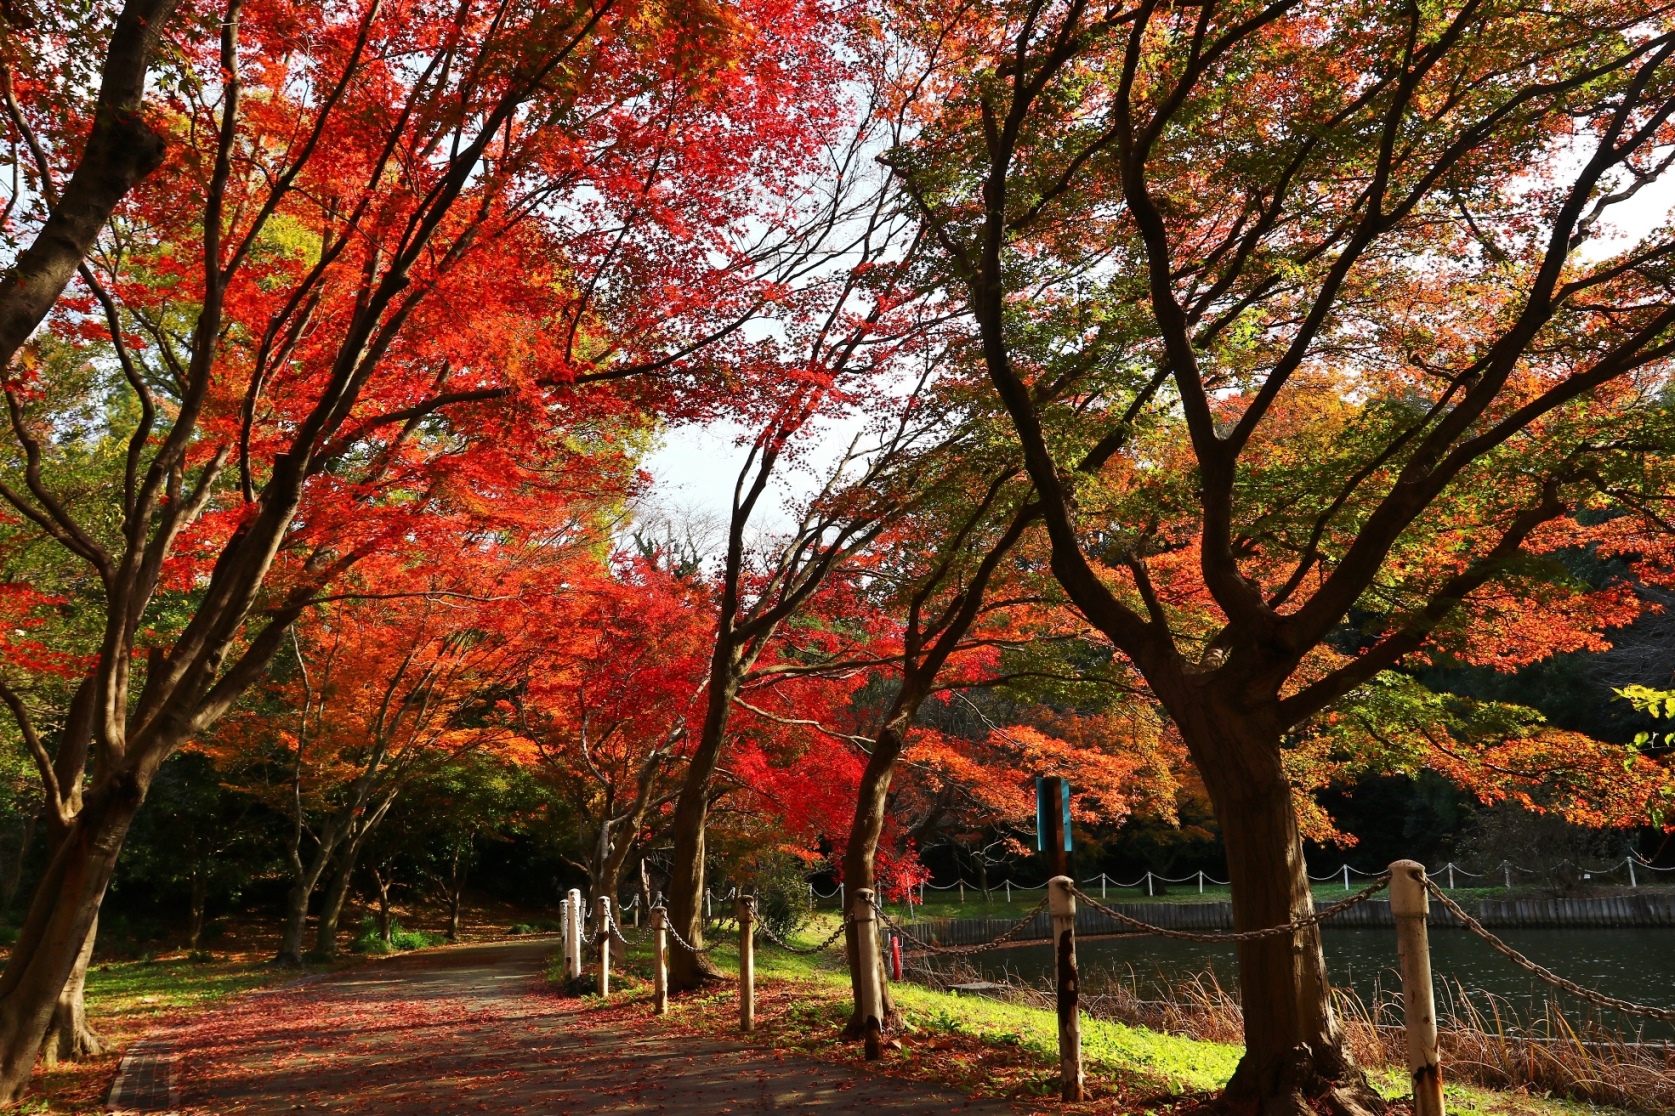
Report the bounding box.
[161,940,1019,1114]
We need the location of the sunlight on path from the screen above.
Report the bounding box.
[164,940,1018,1114]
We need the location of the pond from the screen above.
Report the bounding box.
[916,926,1675,1040]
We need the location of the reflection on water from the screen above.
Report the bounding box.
[918,926,1675,1039]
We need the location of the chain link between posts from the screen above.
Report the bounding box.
[1423,880,1675,1023]
[753,912,853,954]
[1065,876,1391,943]
[871,894,1052,955]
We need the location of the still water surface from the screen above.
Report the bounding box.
[922,927,1675,1038]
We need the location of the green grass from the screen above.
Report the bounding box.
[585,911,1639,1116]
[85,956,297,1021]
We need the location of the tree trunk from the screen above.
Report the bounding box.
[187,866,208,950]
[0,0,182,371]
[841,721,905,1037]
[0,781,140,1103]
[446,847,468,942]
[667,668,738,990]
[1179,703,1381,1116]
[372,864,394,942]
[313,842,364,958]
[275,843,335,967]
[40,915,102,1067]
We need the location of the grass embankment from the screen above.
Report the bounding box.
[581,911,1641,1116]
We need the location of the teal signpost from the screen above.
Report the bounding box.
[1035,775,1071,876]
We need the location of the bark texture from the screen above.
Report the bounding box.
[0,0,181,370]
[39,915,102,1068]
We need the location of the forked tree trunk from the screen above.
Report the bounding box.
[40,915,102,1067]
[1177,702,1379,1116]
[0,783,140,1103]
[276,850,333,967]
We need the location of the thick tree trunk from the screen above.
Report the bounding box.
[1179,703,1381,1116]
[40,915,102,1067]
[841,722,905,1037]
[0,782,140,1103]
[313,845,362,958]
[275,845,334,967]
[667,671,738,990]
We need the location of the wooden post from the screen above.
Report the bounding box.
[565,888,583,980]
[1629,857,1638,888]
[737,895,756,1032]
[1100,874,1107,899]
[1390,860,1444,1116]
[959,881,965,904]
[1146,870,1154,897]
[1005,880,1011,903]
[853,888,884,1060]
[652,907,669,1014]
[1197,870,1204,894]
[1446,863,1456,890]
[1048,876,1083,1101]
[1343,864,1351,891]
[633,897,640,928]
[1503,861,1512,890]
[596,895,612,997]
[560,897,572,976]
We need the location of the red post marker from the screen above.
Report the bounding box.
[890,932,903,981]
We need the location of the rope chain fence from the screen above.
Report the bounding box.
[654,907,715,956]
[1423,879,1675,1023]
[871,895,1051,955]
[753,914,852,955]
[1066,876,1392,943]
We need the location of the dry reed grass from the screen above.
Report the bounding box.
[907,960,1675,1113]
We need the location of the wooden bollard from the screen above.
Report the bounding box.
[565,888,583,980]
[1048,875,1083,1101]
[853,888,884,1060]
[1390,860,1444,1116]
[596,895,612,997]
[738,895,756,1032]
[651,906,669,1014]
[560,896,572,975]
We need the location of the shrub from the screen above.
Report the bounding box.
[351,916,443,954]
[752,853,814,942]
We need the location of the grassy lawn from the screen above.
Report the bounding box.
[588,911,1641,1116]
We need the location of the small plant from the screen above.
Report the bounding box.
[352,916,444,954]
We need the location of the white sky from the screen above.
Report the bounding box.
[644,169,1675,534]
